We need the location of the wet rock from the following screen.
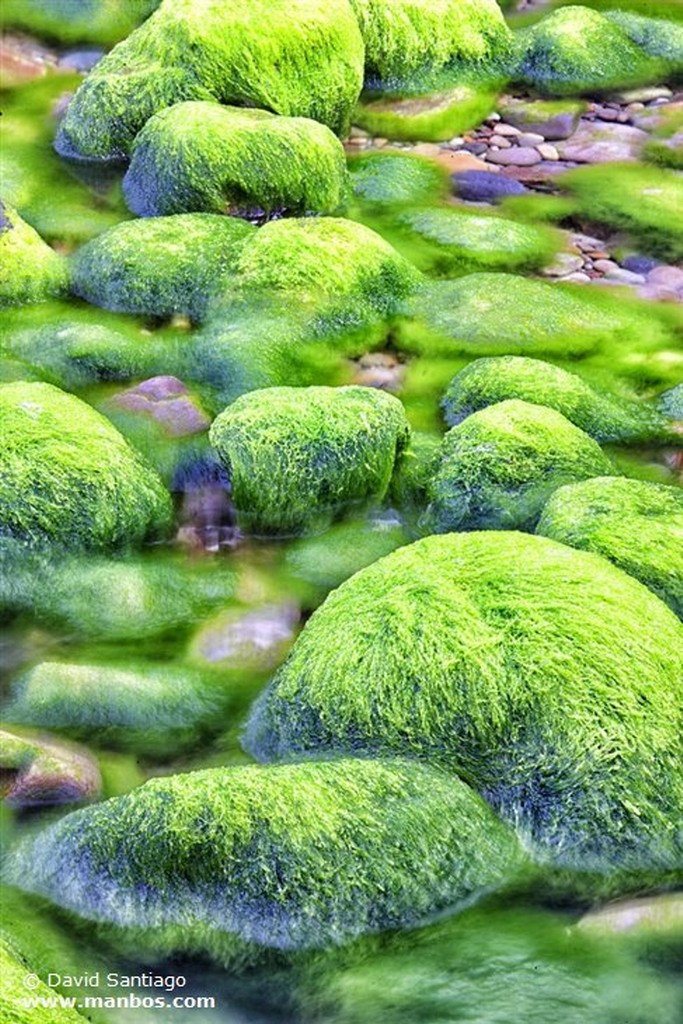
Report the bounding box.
[109,376,211,438]
[432,149,493,173]
[486,146,541,166]
[188,603,300,673]
[354,84,501,143]
[536,142,559,161]
[499,98,584,140]
[647,265,683,293]
[489,134,512,149]
[622,253,660,275]
[603,267,645,286]
[541,252,584,277]
[1,727,101,808]
[556,122,647,163]
[451,170,527,203]
[352,351,406,391]
[578,893,683,938]
[0,33,57,87]
[500,160,575,184]
[58,49,104,73]
[516,132,545,147]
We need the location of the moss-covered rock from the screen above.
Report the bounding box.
[353,83,501,143]
[71,214,254,321]
[441,357,675,444]
[123,102,349,218]
[245,531,683,875]
[389,431,442,512]
[2,661,238,758]
[560,163,683,262]
[348,0,511,90]
[604,10,683,65]
[537,477,683,618]
[425,399,613,533]
[1,0,158,46]
[0,204,68,309]
[0,382,172,550]
[642,104,683,170]
[209,386,410,535]
[55,0,364,161]
[514,6,665,96]
[349,151,448,207]
[0,726,101,808]
[6,759,524,956]
[0,939,86,1023]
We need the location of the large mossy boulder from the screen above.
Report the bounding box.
[0,204,68,310]
[54,0,364,161]
[245,531,683,876]
[6,760,524,956]
[441,357,675,444]
[123,102,349,219]
[0,382,172,550]
[425,399,613,533]
[537,477,683,618]
[209,386,410,535]
[514,6,664,96]
[348,0,511,90]
[70,214,254,321]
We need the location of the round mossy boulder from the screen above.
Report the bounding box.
[425,399,614,533]
[245,531,683,875]
[537,477,683,618]
[209,386,411,535]
[0,203,68,310]
[348,0,511,90]
[6,759,525,956]
[0,382,172,550]
[54,0,364,161]
[70,214,255,321]
[514,6,664,96]
[123,102,349,219]
[441,356,675,444]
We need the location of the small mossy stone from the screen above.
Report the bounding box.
[348,0,512,91]
[245,531,683,877]
[70,214,255,321]
[560,163,683,262]
[514,7,665,97]
[124,102,349,219]
[0,382,172,550]
[209,386,411,536]
[0,204,68,310]
[54,0,365,161]
[353,84,501,143]
[441,356,675,444]
[537,477,683,618]
[425,399,614,533]
[349,151,448,207]
[6,759,525,956]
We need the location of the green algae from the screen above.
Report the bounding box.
[390,431,442,513]
[285,517,409,591]
[0,939,86,1023]
[425,399,614,533]
[441,356,676,444]
[209,386,410,535]
[6,759,525,956]
[353,83,500,142]
[245,530,683,878]
[70,213,255,321]
[349,151,449,207]
[54,0,364,161]
[537,476,683,618]
[1,0,158,46]
[123,102,349,218]
[0,204,68,310]
[604,10,683,64]
[0,382,172,551]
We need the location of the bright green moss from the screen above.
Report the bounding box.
[537,477,683,618]
[209,386,410,535]
[0,940,86,1023]
[442,357,676,444]
[0,0,158,46]
[246,531,683,876]
[0,382,172,550]
[55,0,364,161]
[643,105,683,170]
[286,517,409,591]
[353,83,500,142]
[0,204,68,309]
[348,0,512,90]
[425,399,613,533]
[123,102,349,218]
[604,10,683,64]
[514,6,665,96]
[2,660,237,757]
[7,759,524,956]
[389,431,442,512]
[560,163,683,263]
[70,214,254,321]
[349,151,448,207]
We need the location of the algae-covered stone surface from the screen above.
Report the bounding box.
[0,203,68,309]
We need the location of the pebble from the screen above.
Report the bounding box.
[622,253,660,275]
[536,143,559,161]
[451,170,528,203]
[461,141,488,156]
[1,728,101,808]
[486,146,541,167]
[578,893,683,936]
[489,135,512,148]
[499,160,574,185]
[647,265,683,292]
[430,150,494,174]
[615,87,673,104]
[572,233,608,252]
[0,33,57,86]
[498,102,582,141]
[516,132,545,147]
[593,259,619,274]
[110,376,211,437]
[492,122,521,137]
[563,272,591,284]
[541,253,585,278]
[188,603,300,673]
[58,49,104,72]
[557,122,648,163]
[604,268,646,285]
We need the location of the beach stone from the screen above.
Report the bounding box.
[493,122,521,137]
[0,33,57,87]
[594,259,619,273]
[647,265,683,292]
[431,150,494,174]
[622,254,660,275]
[541,252,585,277]
[517,132,545,147]
[604,268,645,285]
[451,170,527,203]
[556,122,647,163]
[109,375,211,438]
[1,727,101,808]
[616,87,673,104]
[486,146,541,166]
[537,142,559,160]
[578,893,683,938]
[499,160,574,185]
[489,135,512,149]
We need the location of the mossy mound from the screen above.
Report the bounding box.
[0,939,86,1023]
[514,6,665,96]
[348,0,511,91]
[71,214,254,321]
[0,204,68,310]
[54,0,364,161]
[604,10,683,65]
[245,531,683,875]
[398,274,618,357]
[441,357,675,444]
[6,759,524,956]
[124,102,348,219]
[2,660,237,758]
[560,163,683,263]
[395,207,558,275]
[353,83,500,143]
[209,386,410,535]
[537,477,683,618]
[390,431,442,512]
[425,399,613,533]
[349,151,448,207]
[1,0,158,46]
[0,382,172,550]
